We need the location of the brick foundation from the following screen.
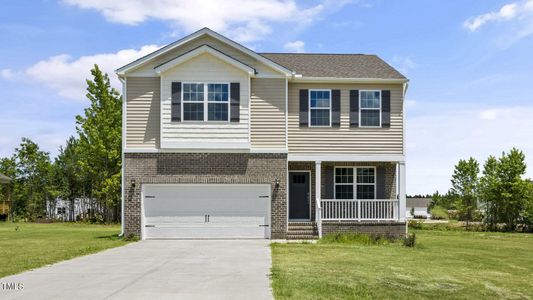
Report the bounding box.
[124,152,287,239]
[322,221,407,238]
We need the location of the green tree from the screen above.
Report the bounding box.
[12,138,55,219]
[496,148,528,231]
[53,136,87,220]
[479,156,500,230]
[450,157,479,227]
[75,64,122,221]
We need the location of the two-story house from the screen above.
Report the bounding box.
[118,28,408,240]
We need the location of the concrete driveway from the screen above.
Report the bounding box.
[1,240,273,300]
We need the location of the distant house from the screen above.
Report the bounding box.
[0,173,12,221]
[47,198,95,221]
[406,198,432,219]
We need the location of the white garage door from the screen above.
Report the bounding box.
[142,184,271,239]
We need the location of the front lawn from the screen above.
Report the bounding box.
[0,222,130,278]
[271,230,533,299]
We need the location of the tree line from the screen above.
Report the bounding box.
[430,148,533,232]
[0,65,121,222]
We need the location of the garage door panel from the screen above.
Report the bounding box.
[143,184,270,239]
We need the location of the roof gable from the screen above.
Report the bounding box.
[117,28,292,76]
[154,45,256,76]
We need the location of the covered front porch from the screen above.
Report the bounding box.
[287,155,406,238]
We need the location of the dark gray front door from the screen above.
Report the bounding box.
[289,172,310,220]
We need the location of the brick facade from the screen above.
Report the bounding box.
[322,221,407,238]
[124,152,287,238]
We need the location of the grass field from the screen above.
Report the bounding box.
[271,230,533,299]
[0,222,129,278]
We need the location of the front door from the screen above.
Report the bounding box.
[289,172,310,220]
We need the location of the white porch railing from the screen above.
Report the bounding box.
[320,199,400,221]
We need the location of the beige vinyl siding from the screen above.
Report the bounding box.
[288,83,404,154]
[160,52,249,148]
[129,35,281,77]
[126,77,160,148]
[250,78,287,149]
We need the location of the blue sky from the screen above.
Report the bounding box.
[1,0,533,194]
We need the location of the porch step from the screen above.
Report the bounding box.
[287,222,319,240]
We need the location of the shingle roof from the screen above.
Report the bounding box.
[260,53,406,79]
[0,173,11,184]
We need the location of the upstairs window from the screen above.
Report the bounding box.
[182,83,229,122]
[359,90,381,127]
[309,90,331,127]
[207,83,229,121]
[183,83,204,121]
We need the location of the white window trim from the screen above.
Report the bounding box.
[181,82,231,123]
[359,90,382,128]
[334,166,377,200]
[308,89,332,127]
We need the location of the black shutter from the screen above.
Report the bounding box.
[376,166,386,199]
[230,82,240,122]
[382,90,391,128]
[171,82,181,122]
[299,89,309,127]
[331,89,341,127]
[350,90,359,127]
[324,165,334,199]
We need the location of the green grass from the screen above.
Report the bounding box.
[0,222,130,278]
[271,230,533,299]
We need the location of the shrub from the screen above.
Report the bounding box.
[408,220,423,229]
[430,206,449,220]
[123,233,139,242]
[403,232,416,247]
[319,232,396,245]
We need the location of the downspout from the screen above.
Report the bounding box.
[119,76,126,237]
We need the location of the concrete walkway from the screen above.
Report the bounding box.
[1,240,273,300]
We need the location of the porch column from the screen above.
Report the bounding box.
[315,161,321,213]
[315,161,322,237]
[398,161,406,221]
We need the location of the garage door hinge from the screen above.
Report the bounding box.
[258,195,269,198]
[145,195,155,198]
[145,225,155,227]
[259,224,269,227]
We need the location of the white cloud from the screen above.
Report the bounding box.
[0,68,16,80]
[464,0,533,35]
[63,0,336,43]
[407,104,533,194]
[284,40,305,53]
[464,3,519,31]
[25,45,160,100]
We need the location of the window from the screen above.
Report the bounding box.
[359,90,381,127]
[57,207,66,214]
[309,90,331,126]
[183,83,204,121]
[207,83,229,121]
[334,167,376,200]
[182,83,230,122]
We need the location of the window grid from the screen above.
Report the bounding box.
[181,83,230,122]
[334,167,376,200]
[359,90,381,127]
[182,83,205,121]
[309,89,331,127]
